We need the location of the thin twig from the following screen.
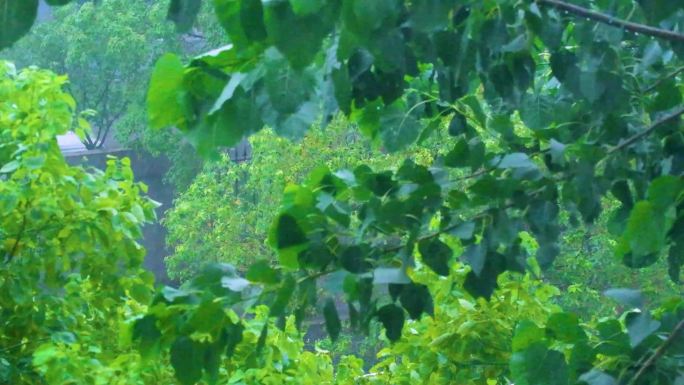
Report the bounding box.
[537,0,684,43]
[608,106,684,154]
[627,318,684,385]
[642,66,684,94]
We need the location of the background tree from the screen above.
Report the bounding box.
[164,117,448,280]
[3,0,177,149]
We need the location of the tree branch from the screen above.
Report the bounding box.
[627,318,684,385]
[608,106,684,154]
[536,0,684,43]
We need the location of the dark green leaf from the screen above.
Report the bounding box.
[448,112,468,136]
[399,283,433,319]
[323,298,342,341]
[0,0,38,50]
[340,245,365,273]
[510,343,569,385]
[418,238,452,276]
[170,337,204,385]
[377,304,405,342]
[546,312,586,343]
[225,322,244,357]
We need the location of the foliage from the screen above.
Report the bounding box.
[2,1,684,385]
[0,62,164,383]
[165,117,445,280]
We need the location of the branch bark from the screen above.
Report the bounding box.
[536,0,684,43]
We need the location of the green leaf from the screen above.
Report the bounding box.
[418,238,452,276]
[510,342,569,385]
[147,53,188,130]
[463,243,486,276]
[546,312,586,343]
[0,0,38,50]
[210,73,247,114]
[269,213,308,269]
[187,301,226,335]
[323,298,342,341]
[269,275,296,317]
[410,0,453,32]
[246,260,279,284]
[379,105,421,152]
[604,288,643,309]
[170,337,204,385]
[0,160,19,173]
[497,153,535,169]
[377,304,405,342]
[263,1,333,69]
[512,320,546,351]
[646,175,683,211]
[463,252,506,299]
[595,319,630,356]
[626,312,660,347]
[616,201,670,267]
[276,101,318,139]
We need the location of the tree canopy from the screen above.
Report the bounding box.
[1,0,684,384]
